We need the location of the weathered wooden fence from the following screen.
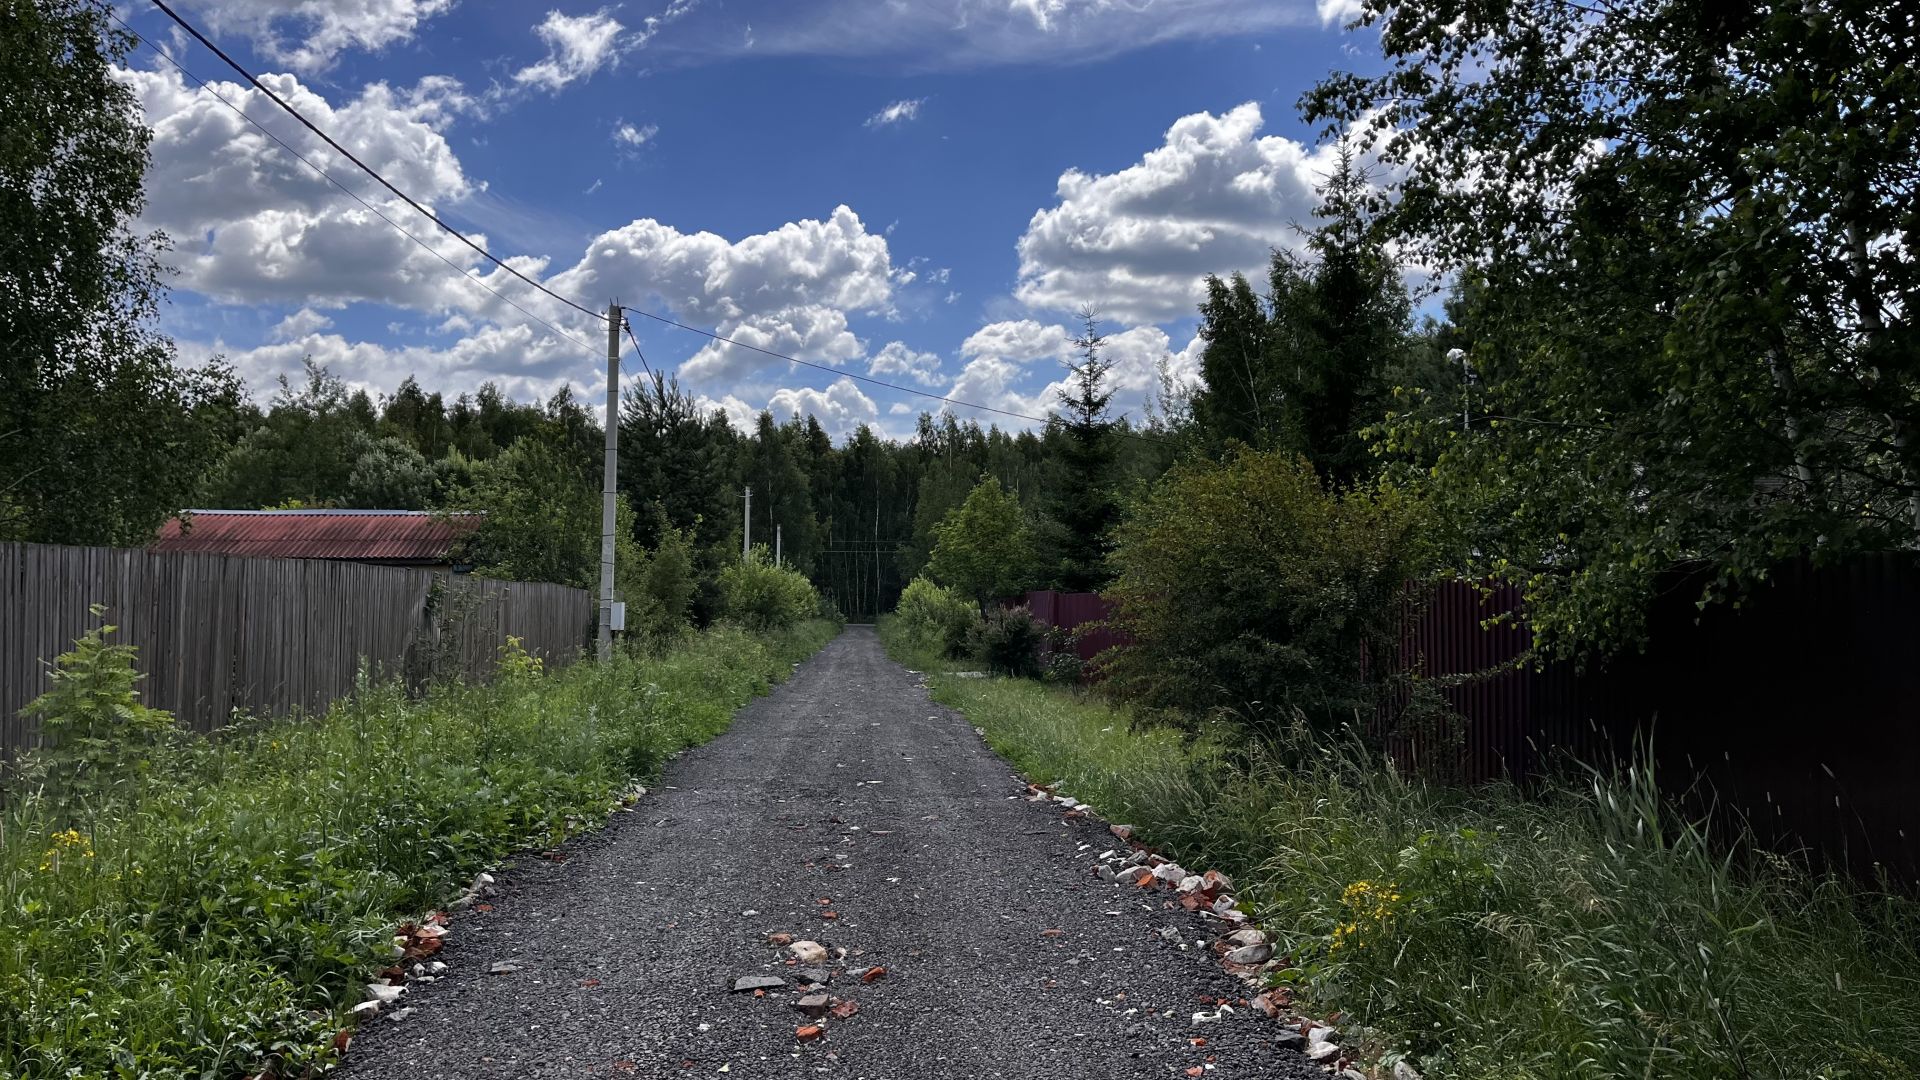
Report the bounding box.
[1,542,592,753]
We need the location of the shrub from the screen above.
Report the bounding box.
[894,576,978,658]
[717,548,822,632]
[1105,446,1429,735]
[968,605,1044,677]
[16,606,177,809]
[622,518,699,643]
[1039,625,1086,685]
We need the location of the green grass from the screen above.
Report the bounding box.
[1,619,839,1079]
[877,621,1920,1079]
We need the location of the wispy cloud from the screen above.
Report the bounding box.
[515,9,628,93]
[865,98,925,128]
[613,122,659,151]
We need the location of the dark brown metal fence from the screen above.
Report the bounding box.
[1380,554,1920,882]
[1,542,593,754]
[1023,590,1128,667]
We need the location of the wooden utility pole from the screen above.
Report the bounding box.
[775,523,783,565]
[742,486,753,561]
[596,302,622,662]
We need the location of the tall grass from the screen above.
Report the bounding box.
[1,620,839,1079]
[882,623,1920,1079]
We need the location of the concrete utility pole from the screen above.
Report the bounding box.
[775,523,783,566]
[742,486,753,561]
[597,302,622,662]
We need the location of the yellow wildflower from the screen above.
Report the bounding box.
[38,829,94,871]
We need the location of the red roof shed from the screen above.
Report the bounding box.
[152,510,481,566]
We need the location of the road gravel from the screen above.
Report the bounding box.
[338,625,1321,1079]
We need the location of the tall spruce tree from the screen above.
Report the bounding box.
[1189,146,1409,484]
[1046,311,1121,591]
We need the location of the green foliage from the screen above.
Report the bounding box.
[1189,148,1410,484]
[909,664,1920,1080]
[717,548,824,632]
[1309,0,1920,656]
[0,619,838,1079]
[16,607,176,809]
[621,516,700,643]
[0,0,248,544]
[967,605,1044,678]
[927,475,1040,608]
[454,431,642,590]
[1105,446,1428,734]
[893,576,979,659]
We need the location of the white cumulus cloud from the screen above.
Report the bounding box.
[1014,102,1351,323]
[270,307,334,340]
[182,0,456,73]
[121,64,484,312]
[540,206,897,387]
[767,378,881,437]
[868,341,944,386]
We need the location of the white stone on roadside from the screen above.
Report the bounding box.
[1393,1062,1425,1080]
[386,1007,415,1024]
[350,1000,382,1015]
[429,961,448,974]
[1306,1040,1341,1063]
[1177,875,1205,894]
[788,940,829,966]
[1192,1010,1222,1024]
[1225,928,1266,948]
[488,961,523,975]
[1151,863,1187,885]
[365,983,404,1003]
[1225,943,1274,965]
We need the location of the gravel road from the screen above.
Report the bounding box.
[338,626,1320,1079]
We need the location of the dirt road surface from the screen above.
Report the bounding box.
[338,626,1319,1079]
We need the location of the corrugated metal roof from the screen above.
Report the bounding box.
[152,510,481,562]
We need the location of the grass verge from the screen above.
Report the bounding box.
[2,619,839,1079]
[877,621,1920,1079]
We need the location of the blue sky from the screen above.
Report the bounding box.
[118,0,1377,438]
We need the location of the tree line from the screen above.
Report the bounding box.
[7,0,1913,730]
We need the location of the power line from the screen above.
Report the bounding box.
[112,11,607,366]
[145,0,609,326]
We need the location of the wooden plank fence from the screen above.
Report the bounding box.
[1,542,592,753]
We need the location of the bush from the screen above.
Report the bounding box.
[908,665,1920,1080]
[1105,446,1428,735]
[716,548,822,632]
[622,518,699,643]
[0,617,838,1079]
[894,576,979,658]
[968,605,1044,677]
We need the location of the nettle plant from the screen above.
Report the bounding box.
[18,605,176,809]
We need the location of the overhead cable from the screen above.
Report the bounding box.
[146,0,609,325]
